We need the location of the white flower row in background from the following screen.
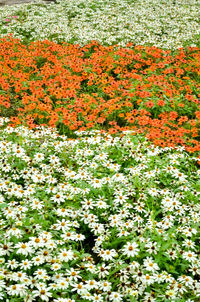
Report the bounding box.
[0,0,199,49]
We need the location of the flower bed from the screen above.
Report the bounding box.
[0,0,200,301]
[0,0,199,49]
[0,36,200,152]
[0,117,199,301]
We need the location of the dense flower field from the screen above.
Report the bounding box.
[0,0,200,301]
[0,0,200,49]
[0,117,200,301]
[0,36,200,152]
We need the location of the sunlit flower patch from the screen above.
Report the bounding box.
[0,0,200,300]
[0,36,200,152]
[0,117,199,301]
[0,0,199,49]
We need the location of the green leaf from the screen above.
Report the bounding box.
[0,203,7,209]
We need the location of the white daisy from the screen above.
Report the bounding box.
[143,257,159,272]
[121,241,139,257]
[32,287,52,301]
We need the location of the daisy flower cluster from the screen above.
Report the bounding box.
[0,0,199,49]
[0,117,199,301]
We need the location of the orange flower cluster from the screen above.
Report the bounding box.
[0,35,200,153]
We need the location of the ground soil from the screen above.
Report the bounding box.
[0,0,55,6]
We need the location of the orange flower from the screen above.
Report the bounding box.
[0,35,199,153]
